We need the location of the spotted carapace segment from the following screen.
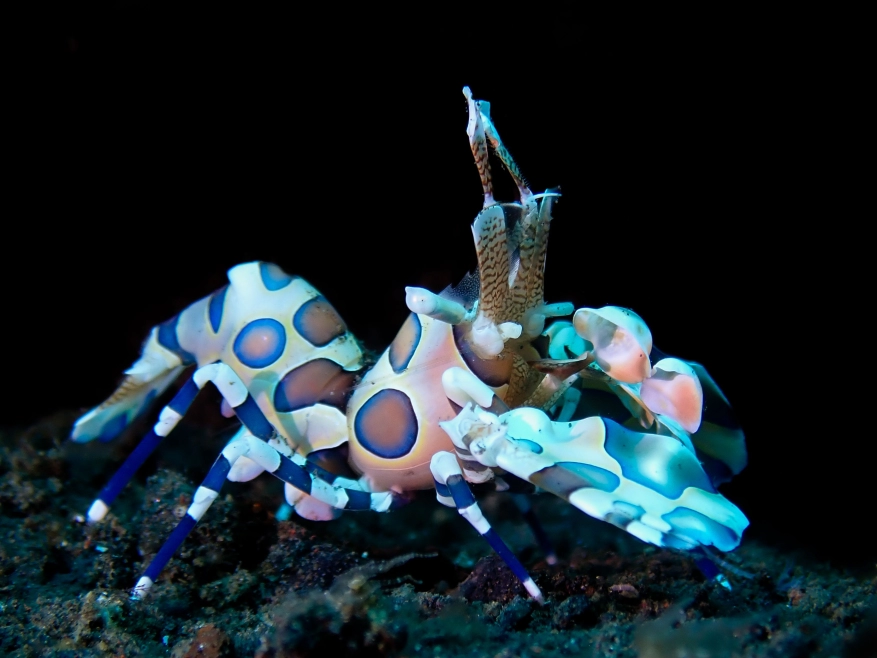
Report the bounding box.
[71,86,749,603]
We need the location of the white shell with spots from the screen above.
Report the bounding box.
[347,313,508,491]
[444,404,748,552]
[175,263,363,455]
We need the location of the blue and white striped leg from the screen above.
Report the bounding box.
[430,452,544,603]
[131,362,275,598]
[133,363,395,598]
[511,494,558,566]
[87,377,200,523]
[280,451,394,513]
[196,363,393,515]
[132,448,233,598]
[133,436,394,599]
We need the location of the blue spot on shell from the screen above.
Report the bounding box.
[208,285,228,333]
[389,313,421,373]
[509,437,544,454]
[233,318,286,368]
[557,462,621,491]
[603,419,715,499]
[354,389,418,459]
[662,507,740,552]
[259,263,295,291]
[530,461,620,497]
[157,314,196,364]
[98,414,128,443]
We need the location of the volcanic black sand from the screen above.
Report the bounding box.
[1,409,874,658]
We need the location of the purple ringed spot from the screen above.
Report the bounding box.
[293,296,347,347]
[353,389,418,459]
[259,262,296,291]
[389,313,422,373]
[273,358,357,412]
[233,318,286,368]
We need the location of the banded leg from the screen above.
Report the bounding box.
[132,361,269,598]
[431,452,544,603]
[87,377,200,523]
[134,434,391,597]
[195,363,393,514]
[134,363,392,598]
[87,358,270,524]
[282,450,394,513]
[71,328,187,444]
[441,367,510,483]
[133,447,233,598]
[86,356,279,523]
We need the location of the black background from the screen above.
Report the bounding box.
[6,6,867,567]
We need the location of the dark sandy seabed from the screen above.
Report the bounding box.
[1,410,875,658]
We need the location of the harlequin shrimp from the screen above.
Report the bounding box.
[72,87,748,602]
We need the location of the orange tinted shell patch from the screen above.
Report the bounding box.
[353,388,418,459]
[293,296,348,347]
[273,358,357,412]
[233,318,286,368]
